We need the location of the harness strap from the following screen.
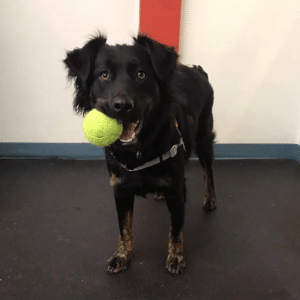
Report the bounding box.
[111,120,186,172]
[117,138,185,172]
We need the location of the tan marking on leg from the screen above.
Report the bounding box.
[203,168,216,210]
[117,211,133,254]
[110,173,122,186]
[107,211,133,273]
[166,229,185,275]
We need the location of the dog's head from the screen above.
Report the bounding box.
[64,33,178,146]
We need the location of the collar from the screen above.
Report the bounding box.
[110,120,186,172]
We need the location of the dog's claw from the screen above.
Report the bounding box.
[202,196,217,211]
[166,254,186,276]
[107,253,131,274]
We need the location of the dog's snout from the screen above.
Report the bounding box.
[112,97,134,113]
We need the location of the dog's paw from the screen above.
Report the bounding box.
[107,253,131,274]
[202,195,216,211]
[166,253,186,276]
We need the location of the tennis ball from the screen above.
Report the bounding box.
[82,109,123,147]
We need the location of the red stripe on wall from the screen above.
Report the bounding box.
[139,0,182,52]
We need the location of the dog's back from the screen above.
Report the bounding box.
[172,63,214,161]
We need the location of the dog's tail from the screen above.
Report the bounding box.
[192,65,209,80]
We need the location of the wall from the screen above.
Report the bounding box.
[180,0,300,144]
[0,0,139,143]
[0,0,300,146]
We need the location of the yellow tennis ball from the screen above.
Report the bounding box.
[82,109,123,147]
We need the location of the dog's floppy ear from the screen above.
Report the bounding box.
[134,34,178,82]
[64,34,107,114]
[64,34,107,83]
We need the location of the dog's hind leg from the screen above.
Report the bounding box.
[107,188,134,274]
[165,186,186,275]
[195,112,217,211]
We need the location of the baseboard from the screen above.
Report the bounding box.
[0,143,300,163]
[213,144,300,163]
[0,143,104,160]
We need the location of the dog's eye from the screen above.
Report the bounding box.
[100,72,110,81]
[137,70,146,81]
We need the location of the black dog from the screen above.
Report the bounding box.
[64,33,216,276]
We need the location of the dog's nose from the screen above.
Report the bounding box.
[112,97,134,113]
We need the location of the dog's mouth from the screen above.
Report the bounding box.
[118,118,143,145]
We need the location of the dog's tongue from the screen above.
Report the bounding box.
[119,122,136,142]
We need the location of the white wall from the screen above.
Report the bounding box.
[0,0,300,145]
[180,0,300,144]
[0,0,139,143]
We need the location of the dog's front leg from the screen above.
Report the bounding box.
[107,187,134,274]
[165,188,186,276]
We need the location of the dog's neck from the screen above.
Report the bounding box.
[107,116,182,171]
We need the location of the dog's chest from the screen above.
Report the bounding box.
[110,171,172,192]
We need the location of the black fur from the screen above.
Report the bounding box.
[64,33,216,275]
